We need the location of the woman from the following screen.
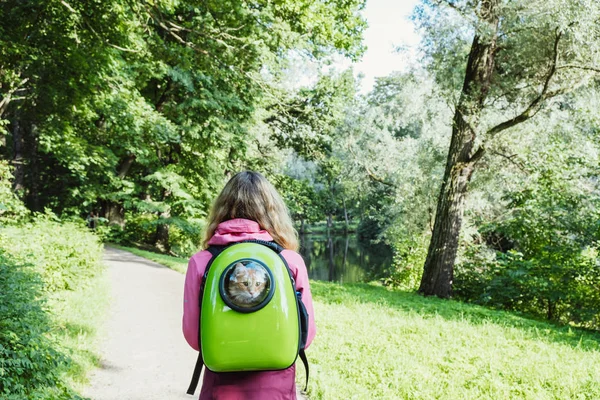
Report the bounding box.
[183,171,316,400]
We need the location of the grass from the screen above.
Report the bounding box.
[49,267,111,393]
[110,244,189,273]
[301,282,600,400]
[118,247,600,400]
[0,220,109,399]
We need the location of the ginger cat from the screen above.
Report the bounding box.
[227,262,269,307]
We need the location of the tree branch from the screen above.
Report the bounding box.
[557,64,600,73]
[0,78,29,118]
[347,145,396,187]
[489,149,529,173]
[468,145,486,165]
[486,28,562,137]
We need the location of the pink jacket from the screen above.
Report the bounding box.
[183,219,316,400]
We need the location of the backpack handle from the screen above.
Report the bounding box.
[239,239,284,253]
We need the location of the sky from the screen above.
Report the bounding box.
[351,0,421,92]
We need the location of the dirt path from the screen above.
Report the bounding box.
[84,247,197,400]
[85,247,307,400]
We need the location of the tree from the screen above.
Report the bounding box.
[416,0,600,297]
[1,0,367,252]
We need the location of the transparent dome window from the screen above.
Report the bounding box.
[220,260,274,312]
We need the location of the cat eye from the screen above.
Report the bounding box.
[243,282,249,287]
[255,282,260,287]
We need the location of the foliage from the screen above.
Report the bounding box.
[412,0,600,297]
[0,212,103,292]
[453,105,600,325]
[0,217,104,399]
[273,174,321,225]
[1,0,367,254]
[0,161,28,224]
[0,252,75,399]
[381,235,428,290]
[455,154,600,327]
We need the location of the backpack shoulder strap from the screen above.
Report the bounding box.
[296,290,310,392]
[206,245,226,257]
[298,348,309,392]
[186,246,223,396]
[186,352,204,395]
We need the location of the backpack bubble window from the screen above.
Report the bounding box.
[219,259,275,312]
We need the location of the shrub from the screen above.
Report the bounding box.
[0,212,103,292]
[0,161,29,225]
[455,169,600,329]
[381,235,427,290]
[0,252,75,399]
[0,214,103,398]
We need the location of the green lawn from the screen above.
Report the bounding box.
[50,269,111,392]
[120,247,600,400]
[303,282,600,400]
[110,244,189,273]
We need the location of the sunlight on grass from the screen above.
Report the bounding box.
[49,267,111,391]
[300,281,600,400]
[111,244,189,273]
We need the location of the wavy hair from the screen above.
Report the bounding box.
[203,171,299,250]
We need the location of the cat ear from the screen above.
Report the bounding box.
[233,262,245,271]
[231,263,245,282]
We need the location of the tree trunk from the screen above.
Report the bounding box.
[117,154,136,179]
[28,124,40,211]
[11,118,25,193]
[154,189,171,252]
[418,1,499,298]
[102,201,125,226]
[99,154,136,226]
[547,300,557,321]
[342,197,349,233]
[155,210,170,252]
[327,235,335,282]
[342,234,349,270]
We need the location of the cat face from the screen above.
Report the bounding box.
[226,262,269,307]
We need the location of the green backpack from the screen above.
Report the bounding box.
[186,240,309,395]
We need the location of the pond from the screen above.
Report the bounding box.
[299,233,393,284]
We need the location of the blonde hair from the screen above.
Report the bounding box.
[203,171,299,251]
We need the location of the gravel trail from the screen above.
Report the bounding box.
[84,247,197,400]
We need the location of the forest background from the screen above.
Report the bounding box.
[1,0,600,335]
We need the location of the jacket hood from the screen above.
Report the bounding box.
[207,218,273,246]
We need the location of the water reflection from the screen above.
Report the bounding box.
[299,234,393,284]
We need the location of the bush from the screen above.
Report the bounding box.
[0,252,75,399]
[455,169,600,329]
[381,235,427,290]
[0,161,29,225]
[0,214,103,398]
[0,213,103,292]
[100,211,203,257]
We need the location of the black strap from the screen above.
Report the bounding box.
[298,349,309,392]
[206,245,225,257]
[241,239,284,253]
[186,352,204,395]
